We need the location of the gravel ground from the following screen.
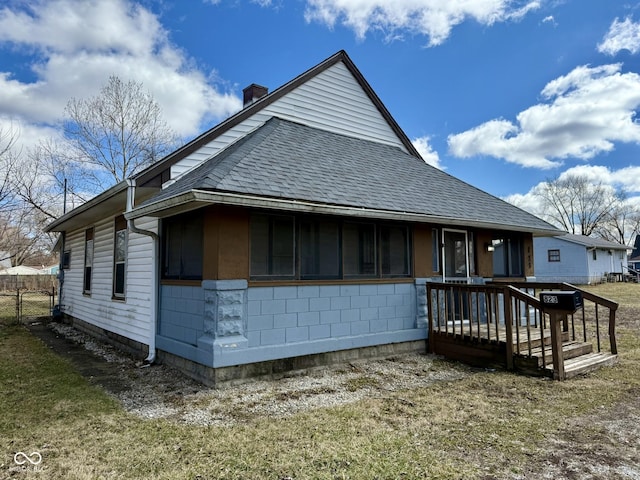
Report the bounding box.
[47,322,470,427]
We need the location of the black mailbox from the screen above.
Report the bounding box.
[539,290,583,313]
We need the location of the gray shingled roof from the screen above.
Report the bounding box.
[141,117,558,233]
[557,234,629,250]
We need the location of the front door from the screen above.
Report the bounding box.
[443,229,469,282]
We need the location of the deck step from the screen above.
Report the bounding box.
[523,341,593,366]
[545,352,618,379]
[512,330,569,350]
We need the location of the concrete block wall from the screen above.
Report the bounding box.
[246,283,416,349]
[157,280,427,370]
[159,285,205,346]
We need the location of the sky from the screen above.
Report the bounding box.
[1,0,640,220]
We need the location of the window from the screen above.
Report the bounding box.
[62,250,71,270]
[83,228,94,294]
[299,218,340,279]
[380,225,410,277]
[548,249,560,262]
[343,223,376,277]
[592,249,597,261]
[113,216,127,298]
[250,214,411,280]
[492,236,523,277]
[162,211,203,280]
[250,214,295,279]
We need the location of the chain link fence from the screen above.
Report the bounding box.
[0,287,56,325]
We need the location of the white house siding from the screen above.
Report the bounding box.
[61,216,157,345]
[533,237,590,284]
[534,237,627,284]
[171,62,407,179]
[588,248,626,279]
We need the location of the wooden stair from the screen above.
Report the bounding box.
[556,352,618,379]
[515,336,618,379]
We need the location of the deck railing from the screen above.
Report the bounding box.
[426,281,618,379]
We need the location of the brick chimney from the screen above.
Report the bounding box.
[242,84,268,107]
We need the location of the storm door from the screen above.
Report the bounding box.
[443,229,470,282]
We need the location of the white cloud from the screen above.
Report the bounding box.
[0,0,242,146]
[448,64,640,168]
[412,136,442,169]
[303,0,540,46]
[598,17,640,56]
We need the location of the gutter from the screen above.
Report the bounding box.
[126,189,561,237]
[45,181,128,232]
[126,179,159,364]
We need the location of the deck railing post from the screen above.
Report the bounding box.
[503,288,514,370]
[427,284,435,353]
[549,311,566,381]
[609,308,618,355]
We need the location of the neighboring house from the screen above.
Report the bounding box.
[628,235,640,271]
[41,265,60,275]
[45,51,558,385]
[0,265,43,275]
[534,234,629,284]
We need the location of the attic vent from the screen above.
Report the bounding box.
[243,84,268,107]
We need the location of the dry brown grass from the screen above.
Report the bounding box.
[1,283,639,479]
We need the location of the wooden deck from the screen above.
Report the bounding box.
[427,282,619,380]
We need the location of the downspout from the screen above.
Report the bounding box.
[126,178,159,364]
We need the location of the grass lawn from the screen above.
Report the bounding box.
[1,283,639,479]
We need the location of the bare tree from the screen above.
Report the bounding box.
[538,175,621,237]
[594,194,640,246]
[8,75,178,266]
[64,75,178,191]
[0,123,18,208]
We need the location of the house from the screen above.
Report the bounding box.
[0,265,43,275]
[45,51,560,385]
[534,234,629,284]
[629,235,640,270]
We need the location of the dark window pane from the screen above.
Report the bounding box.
[509,239,523,276]
[250,214,294,278]
[114,263,125,295]
[380,225,410,277]
[492,239,507,276]
[162,212,203,280]
[343,223,376,277]
[84,266,92,292]
[270,216,294,276]
[299,219,340,279]
[84,229,94,293]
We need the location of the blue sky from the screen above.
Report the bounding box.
[1,0,640,216]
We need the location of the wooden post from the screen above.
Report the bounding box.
[503,288,514,370]
[549,311,566,381]
[427,285,435,353]
[609,309,618,355]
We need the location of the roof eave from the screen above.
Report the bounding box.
[44,181,128,233]
[126,189,561,236]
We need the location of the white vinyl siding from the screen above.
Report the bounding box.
[171,62,406,179]
[61,216,157,345]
